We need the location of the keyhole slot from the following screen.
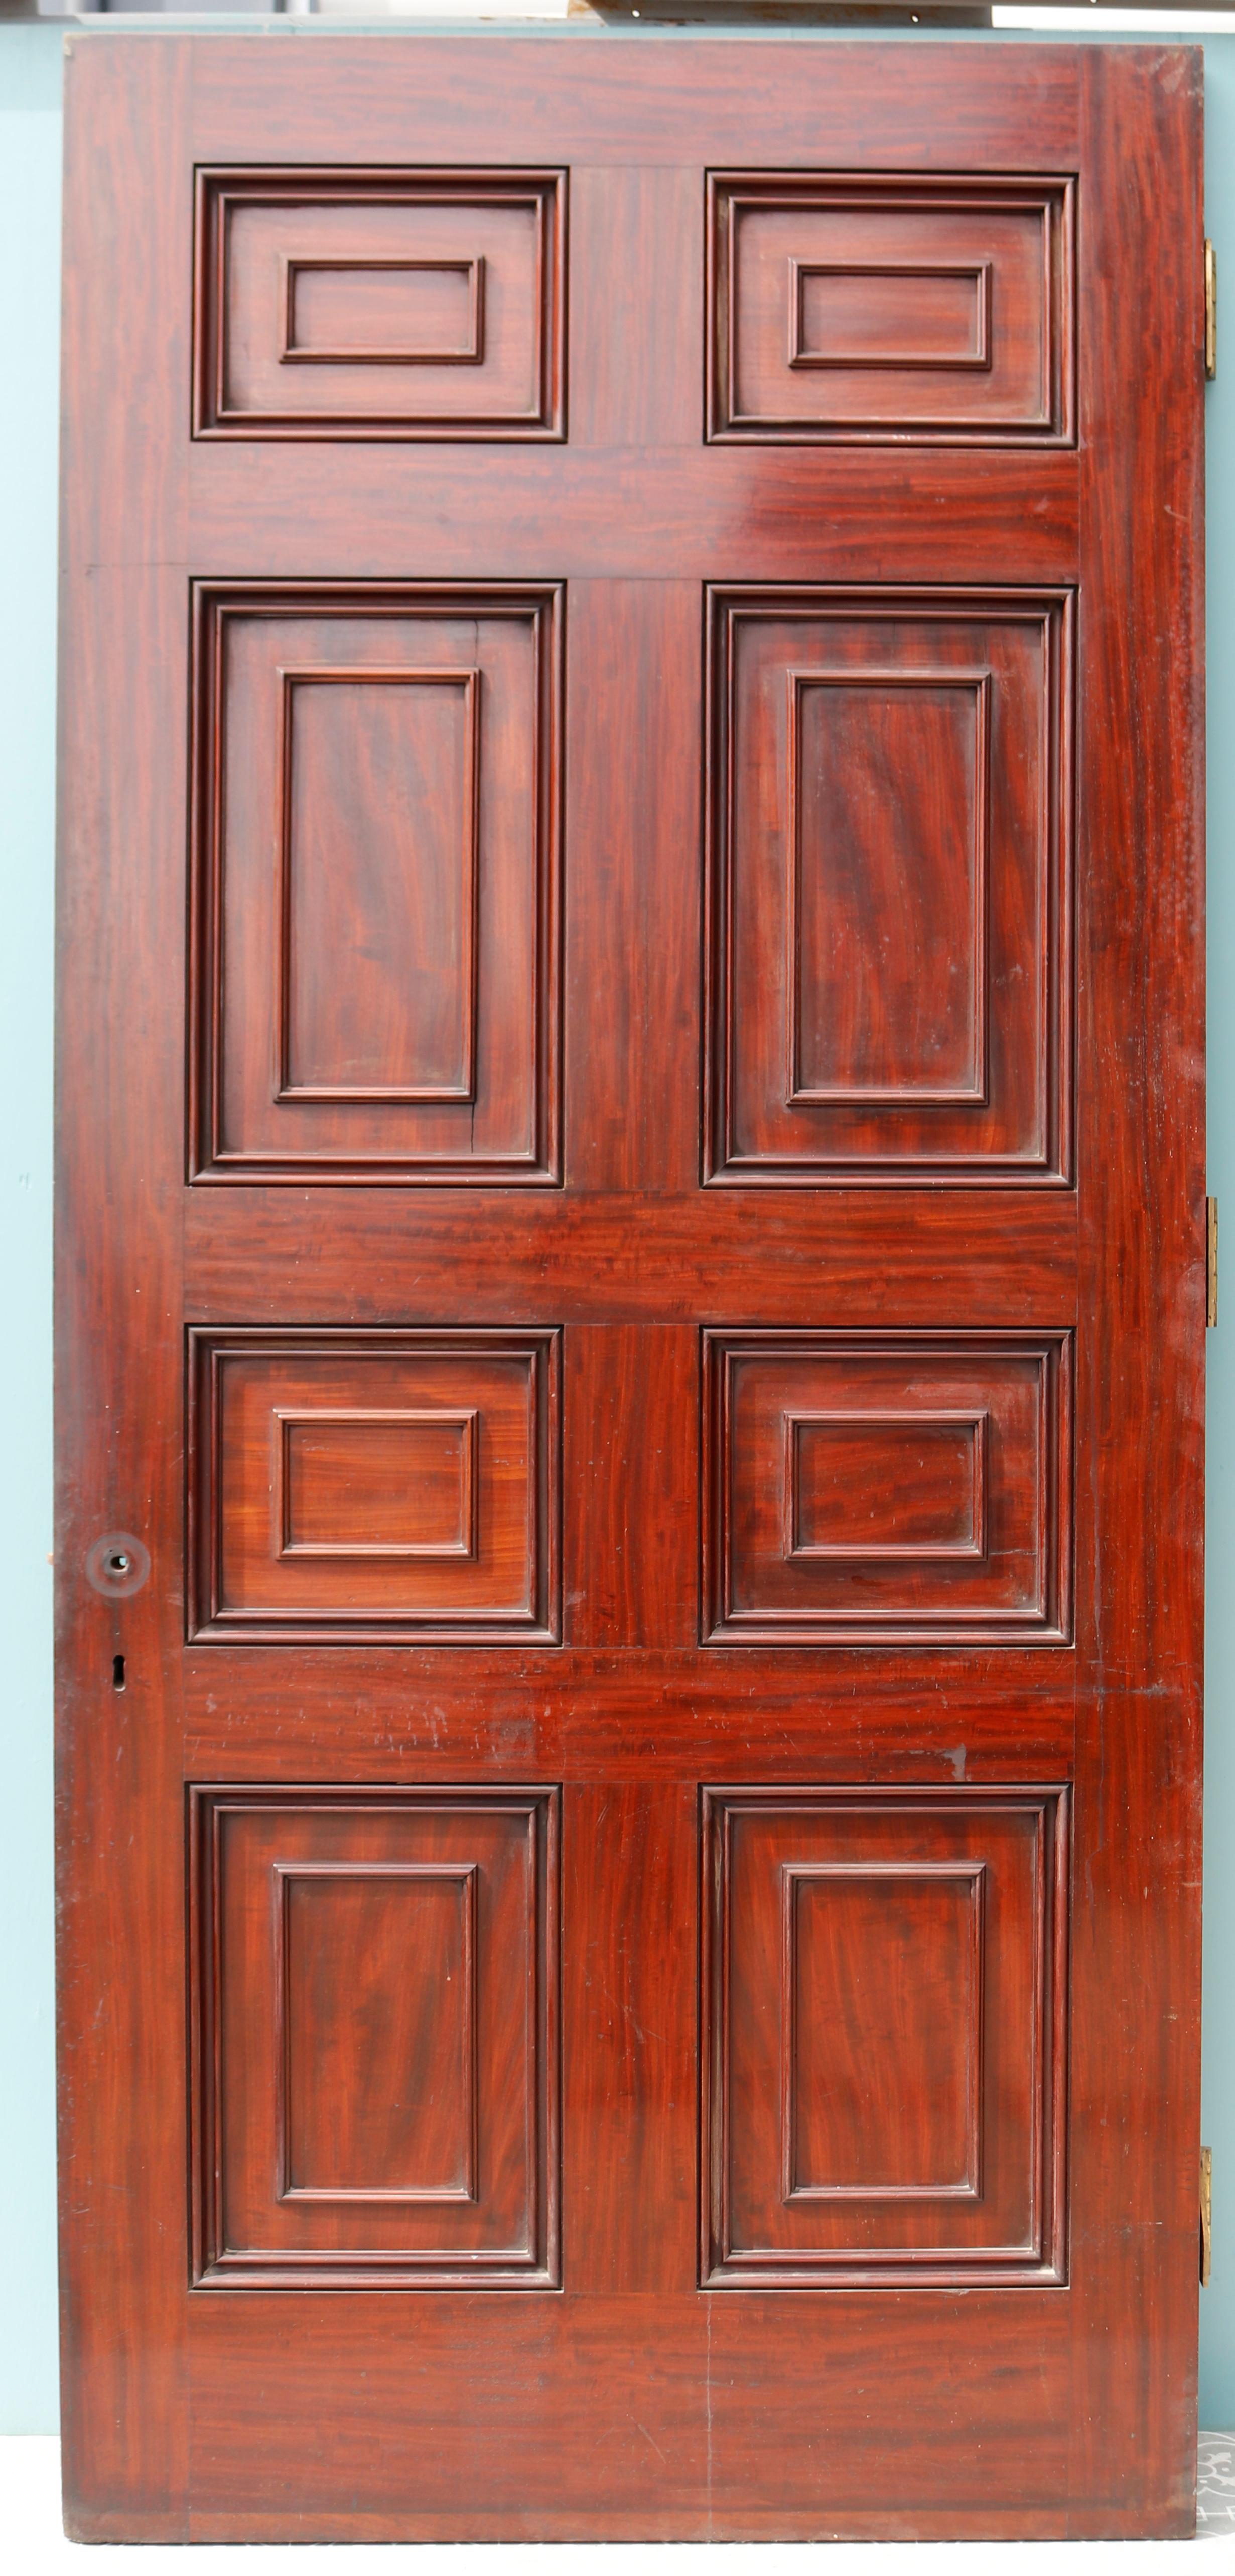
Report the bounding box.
[112,1654,126,1692]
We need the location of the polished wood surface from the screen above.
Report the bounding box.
[196,168,566,439]
[703,1330,1072,1641]
[56,31,1204,2541]
[191,1786,559,2286]
[707,174,1074,443]
[701,1786,1068,2285]
[190,584,561,1182]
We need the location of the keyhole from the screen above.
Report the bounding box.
[112,1655,126,1692]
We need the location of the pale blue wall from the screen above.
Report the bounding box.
[1,15,1232,2436]
[0,20,62,2438]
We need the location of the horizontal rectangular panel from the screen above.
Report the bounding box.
[705,588,1073,1185]
[190,1786,560,2285]
[187,1329,560,1642]
[194,169,566,438]
[189,584,561,1183]
[708,174,1075,444]
[703,1332,1072,1645]
[701,1786,1069,2287]
[183,1191,1079,1322]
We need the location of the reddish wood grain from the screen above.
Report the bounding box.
[57,30,1204,2544]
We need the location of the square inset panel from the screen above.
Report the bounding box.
[194,169,566,439]
[190,1786,560,2287]
[707,174,1074,443]
[190,585,561,1184]
[701,1786,1069,2288]
[703,1332,1072,1646]
[187,1330,560,1644]
[705,588,1072,1185]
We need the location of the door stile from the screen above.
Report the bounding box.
[1066,45,1205,2529]
[56,38,194,2540]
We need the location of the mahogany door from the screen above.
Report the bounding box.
[56,32,1205,2539]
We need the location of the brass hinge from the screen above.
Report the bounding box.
[1208,1197,1219,1326]
[1206,240,1217,380]
[1201,2146,1213,2286]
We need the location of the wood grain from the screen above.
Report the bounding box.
[57,30,1204,2543]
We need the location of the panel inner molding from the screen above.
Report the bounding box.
[784,1407,988,1563]
[786,663,991,1108]
[788,257,993,373]
[780,1860,986,2203]
[273,1859,480,2202]
[276,664,481,1105]
[280,253,486,368]
[273,1407,480,1561]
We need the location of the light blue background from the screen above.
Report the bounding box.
[2,12,1232,2437]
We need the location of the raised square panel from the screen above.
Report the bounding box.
[187,1330,560,1644]
[702,1332,1072,1645]
[701,1786,1069,2288]
[707,174,1075,444]
[189,585,561,1184]
[194,170,566,439]
[705,588,1072,1185]
[190,1786,560,2287]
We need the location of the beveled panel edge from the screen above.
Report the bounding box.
[187,1780,563,2289]
[698,1781,1071,2290]
[187,579,564,1187]
[192,167,568,441]
[702,582,1075,1190]
[699,1327,1075,1647]
[184,1324,563,1645]
[705,170,1077,448]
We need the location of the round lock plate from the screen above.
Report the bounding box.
[85,1532,151,1599]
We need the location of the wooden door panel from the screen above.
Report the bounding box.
[703,1330,1072,1644]
[707,173,1074,445]
[187,1329,560,1641]
[706,587,1072,1183]
[195,168,566,439]
[190,583,562,1184]
[58,34,1204,2543]
[191,1785,559,2285]
[702,1786,1068,2287]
